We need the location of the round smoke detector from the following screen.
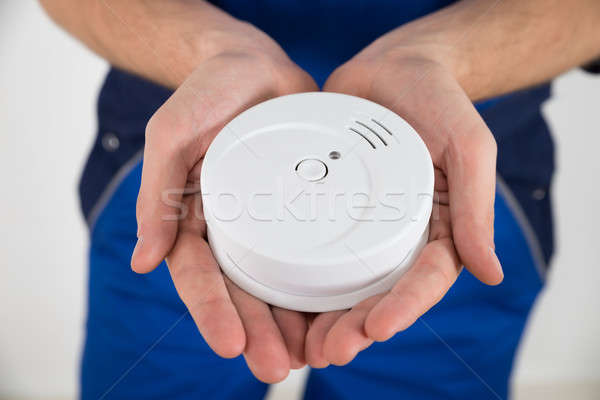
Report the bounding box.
[201,92,434,312]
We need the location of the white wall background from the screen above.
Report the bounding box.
[0,1,599,399]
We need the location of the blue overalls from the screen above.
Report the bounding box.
[79,1,555,398]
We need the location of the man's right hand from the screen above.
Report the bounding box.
[130,39,318,383]
[40,0,319,383]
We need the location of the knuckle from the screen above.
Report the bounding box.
[459,123,497,155]
[427,264,455,294]
[145,112,165,140]
[447,121,497,167]
[188,294,228,315]
[390,284,421,311]
[171,263,213,288]
[146,109,192,152]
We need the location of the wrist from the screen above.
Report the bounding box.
[191,23,312,94]
[349,0,497,100]
[364,29,473,96]
[162,21,285,88]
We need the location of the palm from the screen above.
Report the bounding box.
[131,51,318,382]
[305,56,502,366]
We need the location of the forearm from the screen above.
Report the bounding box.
[381,0,600,100]
[39,0,281,88]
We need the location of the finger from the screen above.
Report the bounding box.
[365,237,461,341]
[434,169,449,205]
[131,97,201,273]
[322,296,381,366]
[411,71,500,284]
[444,105,502,285]
[165,210,245,358]
[361,62,502,285]
[305,310,345,368]
[131,57,255,273]
[226,280,290,383]
[429,202,452,241]
[434,167,448,192]
[271,307,308,369]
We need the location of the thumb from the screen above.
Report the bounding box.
[130,109,196,273]
[444,103,503,285]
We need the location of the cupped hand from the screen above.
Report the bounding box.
[130,34,318,383]
[305,44,504,367]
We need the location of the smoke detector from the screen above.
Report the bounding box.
[201,92,433,312]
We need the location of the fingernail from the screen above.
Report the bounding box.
[489,246,504,279]
[131,236,143,268]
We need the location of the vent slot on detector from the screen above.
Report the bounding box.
[355,120,387,146]
[348,127,376,149]
[348,118,394,149]
[370,118,393,137]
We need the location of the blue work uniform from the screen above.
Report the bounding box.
[79,1,560,399]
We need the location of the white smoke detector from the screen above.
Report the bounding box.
[201,92,433,312]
